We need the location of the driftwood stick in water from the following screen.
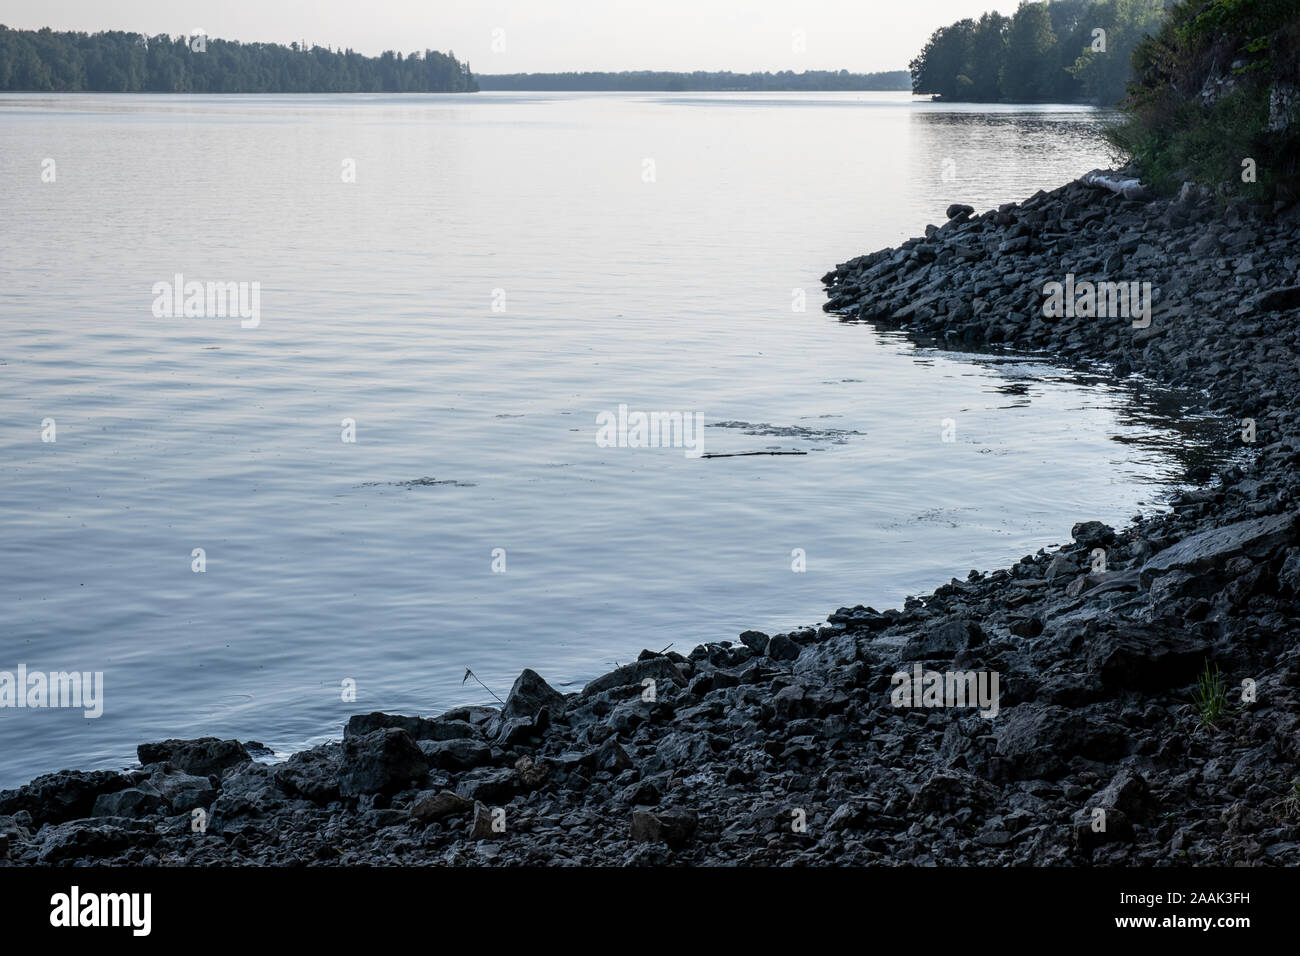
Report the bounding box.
[700,450,808,459]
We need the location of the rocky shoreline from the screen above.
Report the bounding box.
[5,172,1300,866]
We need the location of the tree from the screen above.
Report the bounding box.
[1002,2,1060,101]
[0,25,478,92]
[968,12,1011,100]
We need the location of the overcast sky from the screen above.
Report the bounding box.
[0,0,1016,72]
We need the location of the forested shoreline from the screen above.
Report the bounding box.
[909,0,1164,105]
[476,69,911,91]
[0,26,477,92]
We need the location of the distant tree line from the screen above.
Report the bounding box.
[909,0,1165,104]
[476,70,911,91]
[0,25,477,92]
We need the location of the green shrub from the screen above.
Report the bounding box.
[1105,0,1300,200]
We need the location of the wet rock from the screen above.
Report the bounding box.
[581,657,686,698]
[828,606,893,631]
[146,767,216,813]
[1072,521,1116,549]
[91,786,166,819]
[35,819,155,864]
[273,745,342,804]
[764,633,802,662]
[137,738,251,778]
[502,668,568,722]
[0,770,134,827]
[338,729,429,797]
[345,712,482,742]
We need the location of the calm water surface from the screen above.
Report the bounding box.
[0,92,1215,786]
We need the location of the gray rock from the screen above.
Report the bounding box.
[418,737,493,771]
[1071,521,1116,548]
[592,738,633,773]
[468,801,504,839]
[338,729,429,797]
[207,764,283,832]
[1139,513,1297,587]
[0,770,135,827]
[902,617,984,659]
[146,768,216,813]
[136,738,251,778]
[581,657,686,699]
[344,712,481,742]
[994,704,1127,779]
[273,745,342,803]
[455,768,519,804]
[409,789,474,824]
[764,633,802,661]
[1073,806,1134,852]
[91,786,166,819]
[502,669,567,721]
[35,819,153,864]
[630,808,697,847]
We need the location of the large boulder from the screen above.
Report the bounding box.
[344,712,482,742]
[207,764,284,833]
[1071,521,1116,549]
[146,767,216,813]
[901,617,985,660]
[34,819,154,864]
[136,738,251,777]
[0,770,135,827]
[273,744,342,803]
[418,738,493,771]
[91,786,167,819]
[337,729,428,797]
[581,657,686,699]
[1085,626,1211,690]
[409,789,474,824]
[501,669,567,721]
[630,808,697,848]
[1139,513,1296,587]
[994,703,1128,779]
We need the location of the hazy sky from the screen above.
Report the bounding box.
[0,1,1016,72]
